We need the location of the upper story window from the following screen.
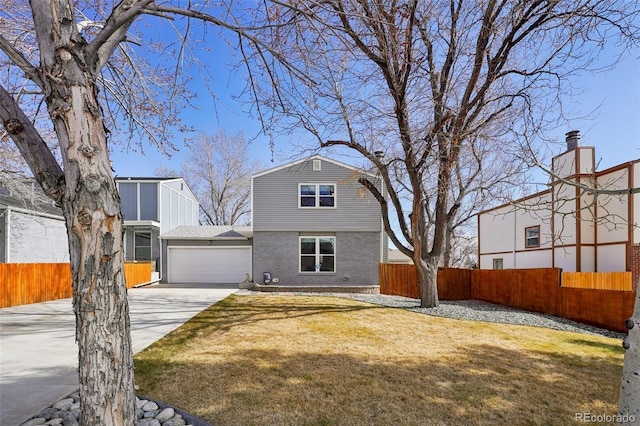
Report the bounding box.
[118,182,158,221]
[139,183,158,221]
[525,225,540,248]
[299,184,336,208]
[119,183,137,220]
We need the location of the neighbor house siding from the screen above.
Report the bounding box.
[158,182,199,233]
[117,178,199,235]
[478,145,638,273]
[252,231,380,285]
[252,159,381,232]
[4,210,69,263]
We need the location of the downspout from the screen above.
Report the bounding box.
[157,234,163,283]
[6,208,11,263]
[380,177,386,264]
[513,208,517,269]
[157,182,163,283]
[0,206,11,263]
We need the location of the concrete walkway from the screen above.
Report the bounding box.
[0,283,238,426]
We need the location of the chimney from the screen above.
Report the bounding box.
[565,130,580,151]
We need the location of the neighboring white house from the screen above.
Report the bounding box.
[478,131,639,277]
[0,190,69,263]
[387,249,413,264]
[114,177,201,275]
[1,177,199,278]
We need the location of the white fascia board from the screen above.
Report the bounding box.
[4,205,64,221]
[123,220,161,228]
[251,154,377,179]
[160,235,251,241]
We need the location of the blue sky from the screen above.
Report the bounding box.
[109,34,639,183]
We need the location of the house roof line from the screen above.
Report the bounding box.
[0,193,64,219]
[161,236,250,241]
[477,157,638,216]
[0,204,65,221]
[114,177,182,181]
[160,225,253,240]
[251,154,377,179]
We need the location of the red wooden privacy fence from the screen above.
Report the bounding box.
[0,262,153,308]
[379,264,636,333]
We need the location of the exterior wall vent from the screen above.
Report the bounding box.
[312,159,321,171]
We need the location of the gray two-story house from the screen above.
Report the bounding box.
[251,155,386,285]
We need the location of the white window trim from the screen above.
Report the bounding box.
[298,183,337,209]
[299,236,336,273]
[524,225,540,249]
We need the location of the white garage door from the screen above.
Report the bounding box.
[168,246,252,283]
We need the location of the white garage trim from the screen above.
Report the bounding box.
[167,246,252,284]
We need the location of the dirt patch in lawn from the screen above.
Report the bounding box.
[134,294,624,425]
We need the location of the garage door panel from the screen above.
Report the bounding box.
[168,247,251,283]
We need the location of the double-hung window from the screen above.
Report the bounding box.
[299,184,335,208]
[525,225,540,248]
[300,236,336,273]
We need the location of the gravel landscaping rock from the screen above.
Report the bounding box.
[20,393,211,426]
[345,294,626,339]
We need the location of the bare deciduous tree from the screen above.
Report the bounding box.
[237,2,639,418]
[182,131,259,226]
[0,1,281,423]
[156,130,259,226]
[240,0,639,311]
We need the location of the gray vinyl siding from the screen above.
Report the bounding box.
[252,158,382,232]
[252,231,380,285]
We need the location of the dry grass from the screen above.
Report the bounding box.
[134,294,624,426]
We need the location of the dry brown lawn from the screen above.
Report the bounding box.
[133,294,624,426]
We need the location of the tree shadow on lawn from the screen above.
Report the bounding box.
[136,339,623,425]
[147,295,390,352]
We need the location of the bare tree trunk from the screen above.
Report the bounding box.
[2,82,136,424]
[443,223,453,268]
[619,280,640,425]
[57,85,136,426]
[416,256,439,308]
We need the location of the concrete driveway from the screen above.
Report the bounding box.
[0,283,238,426]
